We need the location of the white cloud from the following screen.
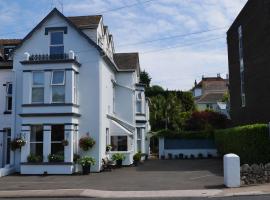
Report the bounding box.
[0,0,248,90]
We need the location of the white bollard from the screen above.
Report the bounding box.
[224,154,240,188]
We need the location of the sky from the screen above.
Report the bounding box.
[0,0,248,90]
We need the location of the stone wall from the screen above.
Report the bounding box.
[241,163,270,185]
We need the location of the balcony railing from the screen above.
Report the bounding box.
[28,53,76,61]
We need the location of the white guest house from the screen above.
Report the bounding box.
[0,8,150,176]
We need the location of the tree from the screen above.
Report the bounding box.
[145,85,164,97]
[140,70,151,88]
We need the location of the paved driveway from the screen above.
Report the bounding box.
[0,159,223,191]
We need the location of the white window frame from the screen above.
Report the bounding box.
[136,128,142,153]
[51,70,65,103]
[30,125,44,160]
[51,125,65,155]
[5,82,12,111]
[51,70,65,85]
[32,71,44,104]
[73,72,78,104]
[50,31,64,55]
[136,92,143,114]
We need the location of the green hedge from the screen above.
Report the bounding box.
[155,129,214,139]
[215,124,270,164]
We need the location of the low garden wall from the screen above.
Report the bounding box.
[241,163,270,185]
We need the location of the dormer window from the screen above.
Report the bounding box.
[3,46,15,60]
[50,31,64,55]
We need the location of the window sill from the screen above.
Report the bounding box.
[3,111,12,114]
[21,162,73,165]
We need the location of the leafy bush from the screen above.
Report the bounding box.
[133,152,142,162]
[73,154,81,163]
[185,110,230,131]
[79,156,96,167]
[79,136,95,151]
[215,124,270,164]
[48,153,64,162]
[112,153,125,161]
[27,154,42,163]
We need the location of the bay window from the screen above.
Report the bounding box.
[51,71,65,103]
[32,72,44,103]
[51,125,64,157]
[50,31,64,56]
[111,136,128,151]
[30,125,43,159]
[5,83,12,111]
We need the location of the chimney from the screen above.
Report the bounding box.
[194,80,197,86]
[217,73,221,78]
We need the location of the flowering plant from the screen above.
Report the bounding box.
[79,156,96,167]
[79,136,95,151]
[11,137,26,151]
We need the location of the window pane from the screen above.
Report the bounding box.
[32,88,44,103]
[30,143,43,158]
[51,143,64,156]
[136,101,142,113]
[7,96,12,111]
[51,125,64,141]
[111,136,127,151]
[51,32,63,45]
[52,86,65,103]
[52,71,65,85]
[31,126,43,142]
[7,84,12,95]
[33,72,44,85]
[50,46,64,55]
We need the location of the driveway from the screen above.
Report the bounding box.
[0,159,223,191]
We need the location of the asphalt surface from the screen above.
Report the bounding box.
[0,195,270,200]
[0,159,223,191]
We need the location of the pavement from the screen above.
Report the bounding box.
[0,159,270,199]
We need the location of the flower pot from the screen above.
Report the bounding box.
[116,160,123,167]
[133,160,139,166]
[82,165,91,175]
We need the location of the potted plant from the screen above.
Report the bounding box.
[112,153,125,167]
[79,136,95,151]
[27,154,42,163]
[62,139,69,146]
[106,145,112,152]
[11,137,26,151]
[48,152,64,163]
[79,156,96,175]
[133,152,141,166]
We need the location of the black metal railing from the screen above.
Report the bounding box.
[28,53,76,61]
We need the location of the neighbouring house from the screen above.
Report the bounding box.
[0,8,150,176]
[227,0,270,125]
[191,74,229,117]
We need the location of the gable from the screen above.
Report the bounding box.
[13,8,102,55]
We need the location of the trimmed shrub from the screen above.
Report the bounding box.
[215,124,270,164]
[156,129,214,139]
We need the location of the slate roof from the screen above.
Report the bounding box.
[196,93,224,104]
[0,39,22,46]
[67,15,102,28]
[113,53,139,71]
